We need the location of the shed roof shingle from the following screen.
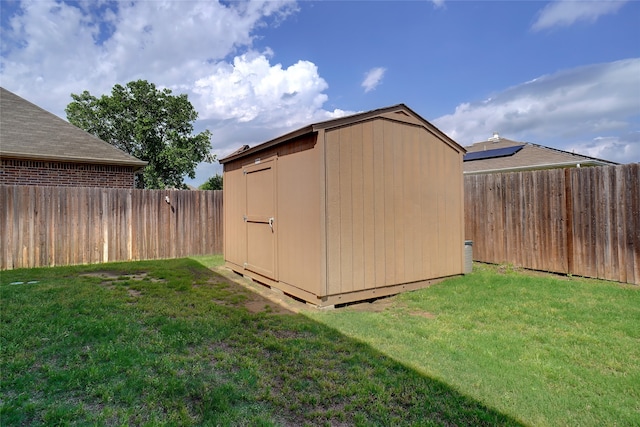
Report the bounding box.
[0,87,147,168]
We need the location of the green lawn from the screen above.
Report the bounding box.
[1,257,638,426]
[308,264,640,426]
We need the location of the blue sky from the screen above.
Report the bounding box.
[1,0,638,186]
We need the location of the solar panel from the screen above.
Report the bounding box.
[464,145,524,162]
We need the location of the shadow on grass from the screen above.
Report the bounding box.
[0,258,523,426]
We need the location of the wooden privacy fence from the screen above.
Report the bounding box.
[465,163,640,285]
[1,186,223,270]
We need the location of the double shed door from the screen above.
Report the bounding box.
[244,158,277,280]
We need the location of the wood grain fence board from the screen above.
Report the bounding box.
[627,164,639,284]
[465,164,639,285]
[1,186,223,270]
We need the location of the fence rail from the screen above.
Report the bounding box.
[1,186,223,270]
[464,163,640,285]
[4,165,639,285]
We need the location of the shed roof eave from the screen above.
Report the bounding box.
[219,104,466,165]
[218,125,315,164]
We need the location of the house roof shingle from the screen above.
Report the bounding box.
[463,136,617,174]
[0,87,147,169]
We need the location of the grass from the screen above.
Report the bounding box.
[308,263,640,426]
[1,258,638,426]
[1,256,516,426]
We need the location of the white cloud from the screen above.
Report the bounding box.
[433,58,640,163]
[192,51,338,127]
[431,0,446,9]
[532,0,628,31]
[361,67,386,93]
[0,0,356,185]
[565,132,640,164]
[0,0,299,116]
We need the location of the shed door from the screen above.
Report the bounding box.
[244,158,277,280]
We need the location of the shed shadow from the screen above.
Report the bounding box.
[196,260,524,426]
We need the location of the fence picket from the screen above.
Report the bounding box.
[465,164,639,284]
[1,187,223,270]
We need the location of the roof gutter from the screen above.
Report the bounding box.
[0,151,148,171]
[463,159,613,175]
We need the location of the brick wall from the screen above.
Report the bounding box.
[0,159,137,188]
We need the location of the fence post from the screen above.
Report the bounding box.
[564,168,574,275]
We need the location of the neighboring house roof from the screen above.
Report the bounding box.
[219,104,465,164]
[0,87,147,169]
[463,133,617,174]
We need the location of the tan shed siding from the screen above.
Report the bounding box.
[223,166,246,267]
[325,118,463,296]
[277,137,322,295]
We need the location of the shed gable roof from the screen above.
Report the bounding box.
[0,87,147,168]
[219,104,464,164]
[463,137,617,174]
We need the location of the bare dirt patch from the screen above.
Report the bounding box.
[82,271,166,288]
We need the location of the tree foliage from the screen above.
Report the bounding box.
[199,174,223,191]
[66,80,214,189]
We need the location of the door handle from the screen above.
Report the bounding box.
[268,217,274,231]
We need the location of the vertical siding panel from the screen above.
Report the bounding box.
[409,128,423,280]
[401,127,413,280]
[325,131,342,294]
[412,127,422,278]
[372,120,386,287]
[383,121,396,286]
[421,138,433,278]
[351,124,365,291]
[435,143,447,277]
[392,123,405,283]
[339,127,354,292]
[361,121,376,289]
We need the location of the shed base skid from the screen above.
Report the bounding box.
[225,261,455,308]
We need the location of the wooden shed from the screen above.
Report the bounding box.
[220,104,466,307]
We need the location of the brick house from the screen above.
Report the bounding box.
[0,87,146,188]
[464,132,617,175]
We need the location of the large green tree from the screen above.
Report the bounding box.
[66,80,214,189]
[199,174,223,190]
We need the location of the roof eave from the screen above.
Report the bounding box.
[0,151,148,170]
[463,159,613,175]
[218,125,315,164]
[219,104,466,164]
